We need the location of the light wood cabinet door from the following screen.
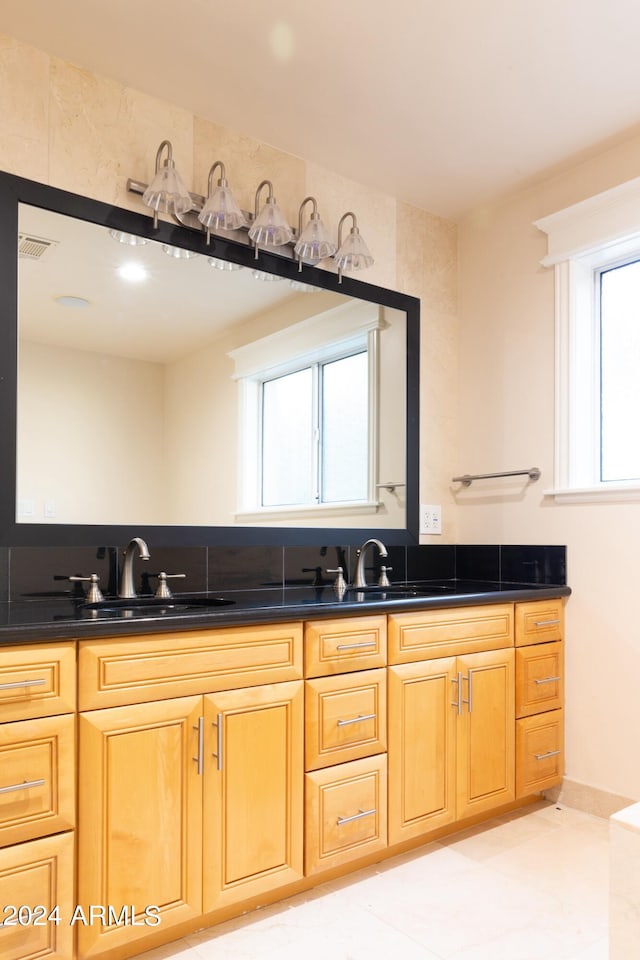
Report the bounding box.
[77,697,203,959]
[388,658,457,844]
[304,616,387,677]
[0,831,74,960]
[515,641,563,718]
[515,599,564,646]
[203,681,304,913]
[456,649,515,820]
[0,714,75,847]
[305,669,386,771]
[388,604,513,664]
[516,709,564,797]
[0,642,75,721]
[305,754,387,875]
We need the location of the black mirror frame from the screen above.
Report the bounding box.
[0,171,420,548]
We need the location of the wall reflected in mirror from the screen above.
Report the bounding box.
[17,204,407,529]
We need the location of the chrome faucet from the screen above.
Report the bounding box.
[119,537,150,598]
[353,538,388,589]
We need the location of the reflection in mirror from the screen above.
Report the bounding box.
[17,204,407,530]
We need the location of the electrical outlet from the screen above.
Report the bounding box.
[420,503,442,535]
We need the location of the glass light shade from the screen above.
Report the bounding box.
[333,228,374,271]
[248,197,294,247]
[142,164,193,216]
[294,216,337,263]
[198,185,247,232]
[251,269,285,281]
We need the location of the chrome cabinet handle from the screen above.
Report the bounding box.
[534,676,561,685]
[337,807,376,826]
[462,672,473,712]
[211,713,223,771]
[193,717,204,775]
[534,619,561,627]
[534,749,561,761]
[337,713,376,727]
[336,641,377,651]
[451,672,462,715]
[0,678,47,691]
[0,778,46,795]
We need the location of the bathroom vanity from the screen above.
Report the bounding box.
[0,584,567,960]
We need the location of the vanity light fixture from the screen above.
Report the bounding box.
[198,161,247,242]
[333,211,374,283]
[294,196,337,271]
[248,180,293,258]
[142,140,193,229]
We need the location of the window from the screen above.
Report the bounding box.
[535,176,640,501]
[261,348,368,508]
[229,299,385,519]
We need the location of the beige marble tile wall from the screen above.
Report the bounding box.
[0,31,459,540]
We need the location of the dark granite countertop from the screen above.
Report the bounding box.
[0,579,571,645]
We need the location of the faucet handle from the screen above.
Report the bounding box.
[152,572,186,599]
[378,565,393,588]
[68,573,104,603]
[326,567,347,600]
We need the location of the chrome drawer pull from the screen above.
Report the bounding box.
[0,778,46,795]
[0,678,47,691]
[534,676,561,685]
[534,749,561,761]
[192,717,204,775]
[336,641,377,651]
[337,807,376,826]
[337,713,376,727]
[451,672,462,715]
[462,671,473,712]
[533,619,561,627]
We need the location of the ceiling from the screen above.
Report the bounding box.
[3,0,640,219]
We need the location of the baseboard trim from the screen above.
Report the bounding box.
[545,778,636,819]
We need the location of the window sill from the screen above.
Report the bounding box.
[235,501,381,523]
[544,484,640,503]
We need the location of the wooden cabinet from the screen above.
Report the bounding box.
[305,754,387,874]
[0,713,75,847]
[77,696,203,958]
[77,681,303,958]
[514,600,565,798]
[305,668,386,771]
[304,615,386,677]
[203,681,303,912]
[0,642,75,721]
[388,604,513,664]
[388,648,515,843]
[0,831,75,960]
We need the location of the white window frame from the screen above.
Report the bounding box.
[229,300,384,521]
[535,175,640,503]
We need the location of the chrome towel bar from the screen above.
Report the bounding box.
[452,467,541,487]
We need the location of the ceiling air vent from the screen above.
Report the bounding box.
[18,233,58,260]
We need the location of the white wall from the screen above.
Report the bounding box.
[458,132,640,801]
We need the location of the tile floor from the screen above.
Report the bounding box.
[132,801,610,960]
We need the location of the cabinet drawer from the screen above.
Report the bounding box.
[305,669,386,771]
[0,642,76,721]
[515,599,564,646]
[516,642,563,718]
[0,714,75,847]
[305,754,387,875]
[79,622,303,709]
[516,709,564,797]
[388,604,513,664]
[304,616,387,677]
[0,831,74,960]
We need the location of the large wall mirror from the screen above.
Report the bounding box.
[0,172,419,547]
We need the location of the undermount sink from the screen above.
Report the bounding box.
[82,595,235,614]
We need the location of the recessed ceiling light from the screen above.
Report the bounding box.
[54,295,91,308]
[117,262,149,282]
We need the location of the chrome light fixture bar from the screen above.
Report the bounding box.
[128,139,375,278]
